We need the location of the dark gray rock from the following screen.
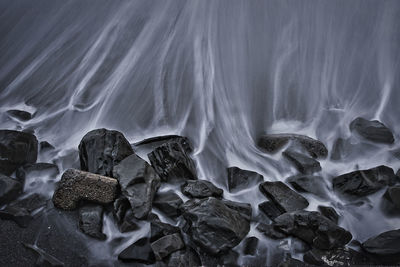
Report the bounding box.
[16,163,59,184]
[259,181,309,213]
[52,169,118,210]
[331,138,352,161]
[256,223,287,239]
[362,229,400,256]
[0,130,38,175]
[0,174,22,205]
[304,247,375,266]
[113,197,139,233]
[181,179,223,199]
[258,201,284,221]
[23,243,64,266]
[134,135,193,153]
[350,117,394,144]
[40,141,55,151]
[6,110,33,121]
[279,257,305,267]
[78,128,133,177]
[227,167,263,193]
[78,204,106,240]
[150,221,181,242]
[286,175,328,199]
[166,247,201,267]
[118,237,156,264]
[222,199,252,221]
[197,249,239,267]
[318,206,340,224]
[181,197,250,254]
[382,186,400,213]
[243,236,259,255]
[151,233,185,260]
[153,190,183,218]
[113,154,160,219]
[282,150,321,174]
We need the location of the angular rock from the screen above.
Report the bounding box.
[274,210,352,250]
[113,197,139,233]
[166,247,201,267]
[256,223,287,239]
[332,165,397,198]
[181,180,223,199]
[118,237,156,264]
[150,221,180,242]
[362,229,400,256]
[222,199,252,221]
[23,243,64,266]
[151,233,185,260]
[282,150,321,174]
[181,197,250,254]
[318,206,340,224]
[350,117,394,144]
[134,135,192,153]
[113,154,160,219]
[258,201,284,221]
[286,175,328,199]
[6,110,33,121]
[52,169,118,210]
[153,190,183,218]
[243,236,259,255]
[227,167,263,193]
[148,141,197,182]
[78,204,106,240]
[0,130,38,175]
[259,181,309,213]
[0,174,22,205]
[382,186,400,212]
[16,163,59,184]
[304,247,375,266]
[78,128,133,177]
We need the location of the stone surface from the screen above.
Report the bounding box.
[350,117,394,144]
[118,237,156,264]
[181,179,223,199]
[134,135,192,153]
[78,204,106,240]
[166,247,201,267]
[318,205,340,224]
[282,150,321,174]
[227,167,263,193]
[222,199,252,221]
[286,175,328,199]
[150,221,181,242]
[153,190,183,218]
[113,154,160,219]
[78,128,133,177]
[6,110,33,121]
[258,201,284,221]
[23,243,64,267]
[0,174,22,205]
[256,223,287,239]
[362,229,400,256]
[382,186,400,212]
[243,236,259,255]
[0,130,38,175]
[52,169,118,210]
[113,197,139,233]
[303,247,375,266]
[151,233,185,260]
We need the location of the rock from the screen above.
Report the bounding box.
[258,201,284,221]
[150,221,181,243]
[278,257,305,267]
[274,210,352,250]
[331,138,352,161]
[23,243,64,266]
[259,181,309,213]
[6,110,33,121]
[133,135,193,153]
[362,229,400,256]
[286,175,328,199]
[118,237,156,264]
[113,197,139,233]
[113,154,160,219]
[151,233,185,260]
[382,186,400,213]
[16,163,59,184]
[40,141,55,151]
[153,190,183,218]
[0,174,22,205]
[318,206,340,224]
[303,247,375,266]
[181,197,250,254]
[52,169,118,210]
[243,236,259,255]
[282,150,321,174]
[148,141,197,182]
[227,167,264,193]
[78,128,133,177]
[0,130,38,175]
[332,165,397,198]
[181,180,223,199]
[78,204,106,240]
[256,223,287,239]
[221,199,252,221]
[257,134,328,158]
[350,117,394,144]
[166,247,201,267]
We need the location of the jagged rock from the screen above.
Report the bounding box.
[78,204,106,240]
[243,236,259,255]
[0,174,22,205]
[0,130,38,175]
[113,154,160,219]
[303,247,375,266]
[78,128,133,177]
[134,135,193,153]
[332,165,397,198]
[257,134,328,158]
[286,175,328,199]
[150,221,181,242]
[16,163,59,184]
[382,186,400,213]
[222,199,252,221]
[282,150,321,174]
[113,197,139,232]
[151,233,185,260]
[227,167,263,193]
[153,190,183,218]
[350,117,394,144]
[318,206,340,224]
[52,169,118,210]
[279,257,305,267]
[259,181,309,213]
[258,201,284,221]
[181,180,223,199]
[274,210,352,250]
[166,247,201,267]
[118,237,156,264]
[23,243,64,266]
[256,223,287,239]
[6,110,33,121]
[181,197,250,254]
[148,141,197,182]
[362,229,400,256]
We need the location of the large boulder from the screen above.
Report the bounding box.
[0,174,22,205]
[227,167,263,193]
[153,190,183,218]
[350,117,394,144]
[286,175,328,199]
[78,129,133,177]
[181,180,223,199]
[362,229,400,256]
[0,130,38,175]
[118,237,156,264]
[282,150,321,174]
[78,204,106,240]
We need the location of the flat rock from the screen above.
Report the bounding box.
[153,190,183,218]
[151,233,185,260]
[0,130,38,175]
[226,167,263,193]
[286,175,328,199]
[23,243,64,267]
[258,201,284,221]
[134,135,192,153]
[0,174,22,205]
[282,150,321,174]
[78,128,133,177]
[118,237,156,264]
[256,223,287,239]
[181,179,223,199]
[113,197,139,232]
[243,236,259,255]
[318,205,340,224]
[78,204,106,240]
[150,221,180,242]
[6,110,33,121]
[362,229,400,256]
[52,169,118,210]
[350,117,394,144]
[304,247,375,266]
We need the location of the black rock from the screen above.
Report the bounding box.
[258,201,284,221]
[304,247,375,266]
[78,128,134,177]
[40,141,55,151]
[181,197,250,254]
[181,180,223,199]
[198,249,239,267]
[258,134,328,158]
[243,236,259,255]
[113,197,139,233]
[282,150,321,174]
[382,186,400,212]
[227,167,263,193]
[274,210,352,250]
[221,199,252,221]
[259,181,309,213]
[286,175,328,199]
[332,165,397,198]
[153,190,183,218]
[318,206,340,224]
[23,243,64,266]
[151,233,185,260]
[0,174,22,205]
[6,110,33,121]
[166,247,201,267]
[148,141,197,182]
[0,130,38,175]
[134,135,193,153]
[16,163,59,185]
[362,229,400,256]
[118,237,156,264]
[150,221,181,242]
[78,204,106,240]
[256,223,287,239]
[350,117,394,144]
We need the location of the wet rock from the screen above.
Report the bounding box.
[222,199,252,221]
[153,190,183,218]
[113,154,160,219]
[16,163,59,184]
[332,165,397,198]
[6,110,33,121]
[166,247,201,267]
[286,175,328,199]
[278,257,305,267]
[362,229,400,256]
[0,174,22,205]
[259,181,309,213]
[151,233,185,260]
[23,243,64,266]
[256,223,287,239]
[40,141,55,151]
[181,179,223,199]
[318,206,340,224]
[118,237,156,264]
[258,134,328,158]
[52,169,118,210]
[331,138,352,161]
[274,210,352,250]
[148,141,197,182]
[134,135,193,153]
[0,130,38,175]
[350,117,394,144]
[78,204,106,240]
[282,150,321,174]
[243,236,259,255]
[227,167,263,193]
[181,197,250,254]
[150,221,180,242]
[197,249,239,267]
[113,197,139,232]
[78,128,133,177]
[382,186,400,213]
[304,247,376,266]
[258,201,284,221]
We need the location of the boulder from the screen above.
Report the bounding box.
[52,169,118,210]
[78,204,106,240]
[318,206,340,224]
[258,201,284,221]
[286,175,328,199]
[150,221,181,242]
[133,135,192,153]
[151,233,185,260]
[227,167,263,193]
[181,180,223,199]
[304,247,375,266]
[243,236,259,256]
[362,229,400,256]
[0,130,38,175]
[78,128,133,177]
[113,197,139,233]
[118,237,156,264]
[6,110,32,121]
[350,117,394,144]
[282,150,321,174]
[23,243,64,267]
[0,174,22,205]
[153,190,183,218]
